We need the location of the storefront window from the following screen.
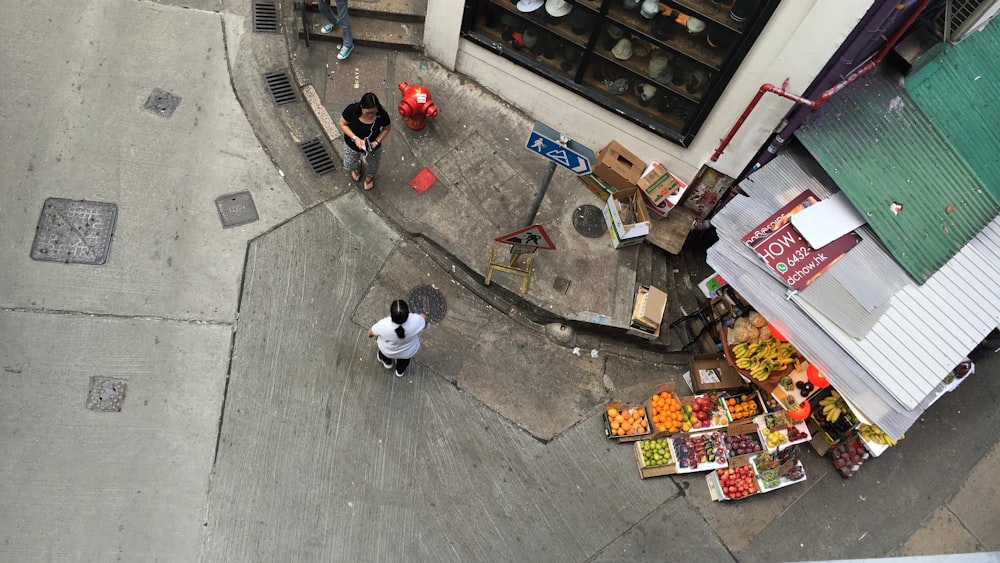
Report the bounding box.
[462,0,780,146]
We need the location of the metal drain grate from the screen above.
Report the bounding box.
[263,70,298,107]
[215,191,259,228]
[143,88,182,118]
[553,276,571,294]
[408,285,447,324]
[30,198,118,265]
[298,138,337,176]
[252,2,279,33]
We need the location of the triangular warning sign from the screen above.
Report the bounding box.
[495,224,556,250]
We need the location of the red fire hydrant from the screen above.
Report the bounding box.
[398,82,438,131]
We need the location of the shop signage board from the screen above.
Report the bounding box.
[742,191,860,291]
[526,122,594,175]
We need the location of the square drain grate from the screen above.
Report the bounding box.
[143,88,182,118]
[263,70,298,107]
[252,2,279,33]
[30,198,118,265]
[86,376,128,412]
[215,191,259,228]
[298,138,337,176]
[553,276,572,294]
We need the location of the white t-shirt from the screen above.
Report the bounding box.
[371,314,427,359]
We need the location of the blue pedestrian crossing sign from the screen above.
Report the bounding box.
[526,122,594,175]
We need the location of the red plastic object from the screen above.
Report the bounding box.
[807,364,831,388]
[769,323,787,342]
[408,167,437,194]
[787,399,810,422]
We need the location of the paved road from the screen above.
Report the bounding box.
[1,1,998,561]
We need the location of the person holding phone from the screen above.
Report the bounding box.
[338,92,392,191]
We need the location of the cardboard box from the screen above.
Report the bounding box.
[633,440,677,479]
[638,286,668,327]
[607,188,651,238]
[690,353,743,393]
[603,401,651,443]
[594,141,646,190]
[638,162,683,206]
[577,173,617,202]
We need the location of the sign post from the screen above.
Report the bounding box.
[486,224,556,294]
[524,122,595,226]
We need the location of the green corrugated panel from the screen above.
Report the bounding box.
[906,21,1000,201]
[797,70,999,284]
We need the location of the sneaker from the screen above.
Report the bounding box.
[320,21,339,34]
[377,353,393,370]
[337,44,354,60]
[395,370,405,378]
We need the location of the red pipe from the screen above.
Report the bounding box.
[711,0,930,162]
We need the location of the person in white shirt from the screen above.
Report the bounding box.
[367,300,427,377]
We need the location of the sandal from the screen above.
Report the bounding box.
[363,178,375,191]
[350,169,361,182]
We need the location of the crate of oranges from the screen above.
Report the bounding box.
[604,401,651,442]
[724,392,761,421]
[646,383,684,435]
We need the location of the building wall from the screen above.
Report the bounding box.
[423,0,874,182]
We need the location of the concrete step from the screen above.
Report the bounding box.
[300,15,424,51]
[304,0,426,22]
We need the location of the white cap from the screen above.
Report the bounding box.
[545,0,573,17]
[516,0,544,12]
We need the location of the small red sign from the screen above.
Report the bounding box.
[744,191,860,291]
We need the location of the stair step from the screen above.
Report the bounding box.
[301,15,423,51]
[634,243,653,296]
[305,0,426,23]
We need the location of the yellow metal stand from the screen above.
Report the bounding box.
[484,247,533,294]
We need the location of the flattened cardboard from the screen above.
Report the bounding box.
[690,353,742,392]
[638,286,667,327]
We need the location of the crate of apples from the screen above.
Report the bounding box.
[680,394,728,432]
[716,466,758,499]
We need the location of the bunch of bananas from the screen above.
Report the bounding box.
[858,423,902,446]
[819,390,847,422]
[732,337,798,381]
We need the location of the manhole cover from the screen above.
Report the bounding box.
[30,198,118,265]
[143,88,182,118]
[86,376,128,412]
[263,70,298,107]
[553,276,571,294]
[215,191,259,228]
[408,285,447,324]
[573,204,606,238]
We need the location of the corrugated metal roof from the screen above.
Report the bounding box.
[707,147,1000,438]
[796,69,1000,284]
[906,20,1000,201]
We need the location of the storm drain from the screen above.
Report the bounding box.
[252,2,279,33]
[408,285,447,324]
[298,138,337,176]
[143,88,182,118]
[572,204,606,238]
[86,377,127,412]
[215,191,259,228]
[30,198,118,265]
[263,70,298,107]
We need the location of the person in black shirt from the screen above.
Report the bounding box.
[338,92,392,191]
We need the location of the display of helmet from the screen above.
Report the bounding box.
[611,38,633,60]
[606,77,630,95]
[650,13,678,40]
[568,8,596,34]
[686,16,706,35]
[640,0,661,19]
[522,28,539,49]
[516,0,544,13]
[545,0,573,17]
[622,0,641,11]
[686,68,709,95]
[631,40,650,59]
[636,82,657,106]
[647,52,670,79]
[606,24,625,39]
